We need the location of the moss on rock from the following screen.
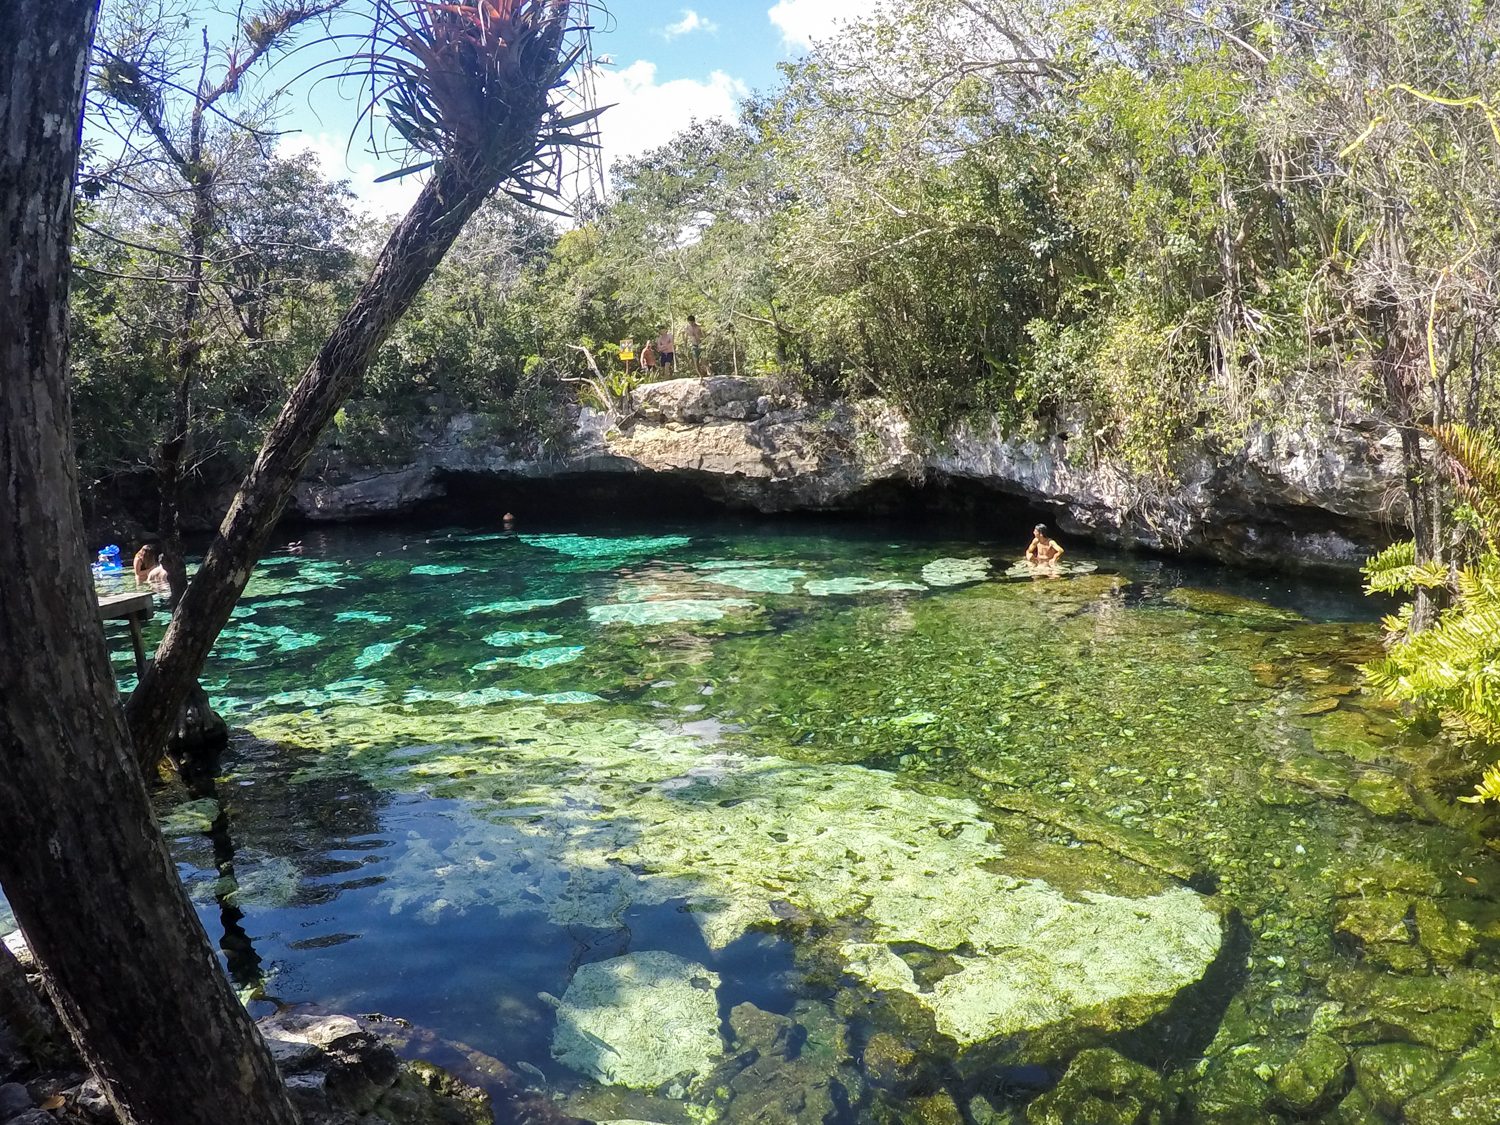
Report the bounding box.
[1026,1048,1167,1125]
[1352,1043,1449,1115]
[1270,1033,1349,1114]
[1403,1038,1500,1125]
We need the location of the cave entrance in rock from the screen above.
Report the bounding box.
[428,470,1059,543]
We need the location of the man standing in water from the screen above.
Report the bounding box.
[1025,524,1065,563]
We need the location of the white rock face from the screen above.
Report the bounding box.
[286,376,1404,568]
[551,951,725,1090]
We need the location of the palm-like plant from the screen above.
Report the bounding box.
[1365,423,1500,801]
[126,0,599,766]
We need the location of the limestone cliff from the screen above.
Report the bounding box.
[289,376,1406,570]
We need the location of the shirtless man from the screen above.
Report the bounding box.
[1025,524,1064,563]
[684,315,704,371]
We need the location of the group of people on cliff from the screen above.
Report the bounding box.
[621,316,705,378]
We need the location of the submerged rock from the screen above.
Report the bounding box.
[551,952,724,1090]
[260,707,1223,1071]
[1403,1038,1500,1125]
[1352,1042,1449,1115]
[1313,968,1500,1051]
[157,797,220,837]
[840,882,1220,1058]
[1270,1033,1350,1114]
[1163,588,1305,624]
[804,576,925,596]
[257,1010,495,1125]
[588,598,755,626]
[921,557,992,587]
[1025,1048,1167,1125]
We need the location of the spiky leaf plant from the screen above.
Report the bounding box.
[125,0,602,766]
[1366,423,1500,801]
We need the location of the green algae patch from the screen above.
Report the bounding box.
[551,952,724,1089]
[465,596,581,617]
[804,577,925,596]
[482,630,563,648]
[1163,587,1306,623]
[589,599,755,626]
[1026,1048,1165,1125]
[520,534,693,563]
[1353,1043,1449,1116]
[159,798,221,837]
[697,567,806,594]
[921,558,992,587]
[1403,1038,1500,1125]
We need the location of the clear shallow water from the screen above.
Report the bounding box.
[75,522,1500,1120]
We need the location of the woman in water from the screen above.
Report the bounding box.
[133,542,161,584]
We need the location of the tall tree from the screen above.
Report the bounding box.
[126,0,593,768]
[90,0,341,592]
[0,0,302,1122]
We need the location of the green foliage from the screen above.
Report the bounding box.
[1365,425,1500,800]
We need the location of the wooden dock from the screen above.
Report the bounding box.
[98,591,154,676]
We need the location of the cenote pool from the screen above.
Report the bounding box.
[58,521,1500,1121]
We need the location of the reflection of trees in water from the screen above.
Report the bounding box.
[181,736,390,992]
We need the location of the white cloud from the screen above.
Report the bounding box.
[590,61,747,181]
[663,9,718,38]
[276,132,425,219]
[768,0,869,48]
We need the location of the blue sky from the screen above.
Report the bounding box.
[270,0,868,213]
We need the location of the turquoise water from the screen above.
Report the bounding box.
[87,522,1500,1120]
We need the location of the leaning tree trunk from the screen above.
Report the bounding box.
[126,131,561,771]
[0,4,301,1123]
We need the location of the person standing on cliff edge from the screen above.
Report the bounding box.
[657,325,676,371]
[684,315,704,373]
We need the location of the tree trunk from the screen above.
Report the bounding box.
[126,157,513,768]
[0,4,301,1123]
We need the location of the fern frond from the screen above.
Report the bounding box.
[1459,762,1500,804]
[1364,539,1447,593]
[1434,424,1500,546]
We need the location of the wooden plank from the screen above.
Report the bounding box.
[97,592,154,622]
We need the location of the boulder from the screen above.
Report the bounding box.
[255,1010,493,1125]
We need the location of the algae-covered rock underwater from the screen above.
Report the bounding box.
[25,515,1492,1124]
